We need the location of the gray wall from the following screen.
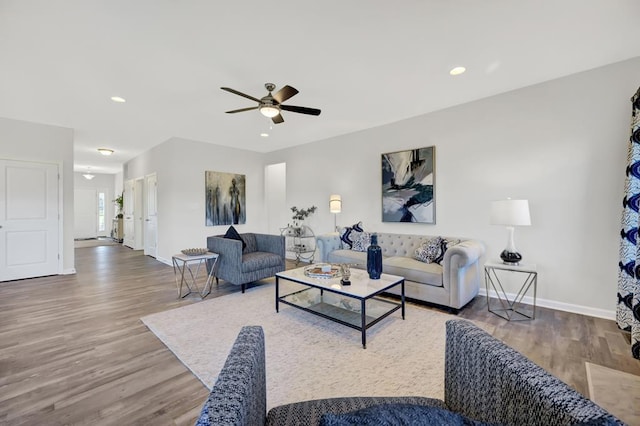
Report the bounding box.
[264,56,640,318]
[124,137,266,264]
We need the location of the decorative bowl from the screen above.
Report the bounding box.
[181,248,209,256]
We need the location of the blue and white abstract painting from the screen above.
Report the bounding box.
[381,146,435,223]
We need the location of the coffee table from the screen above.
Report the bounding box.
[275,267,405,348]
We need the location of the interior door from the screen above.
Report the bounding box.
[144,173,157,258]
[0,160,59,281]
[134,178,144,249]
[74,188,97,239]
[123,179,135,248]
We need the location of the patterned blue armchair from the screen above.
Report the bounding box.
[195,321,622,425]
[207,233,285,293]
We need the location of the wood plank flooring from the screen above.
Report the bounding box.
[1,245,638,425]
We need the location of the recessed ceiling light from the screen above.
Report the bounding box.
[449,66,466,76]
[260,133,269,138]
[110,96,126,103]
[98,148,114,156]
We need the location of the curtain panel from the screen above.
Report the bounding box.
[618,87,640,359]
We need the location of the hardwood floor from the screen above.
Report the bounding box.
[1,245,638,425]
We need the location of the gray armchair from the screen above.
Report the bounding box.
[207,233,285,293]
[195,321,622,425]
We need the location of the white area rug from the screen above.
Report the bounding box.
[141,280,456,409]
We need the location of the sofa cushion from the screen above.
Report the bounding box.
[240,233,257,254]
[327,249,367,265]
[241,251,282,273]
[319,403,495,426]
[224,225,246,251]
[384,256,443,287]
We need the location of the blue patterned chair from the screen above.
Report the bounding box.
[195,321,623,425]
[206,233,285,293]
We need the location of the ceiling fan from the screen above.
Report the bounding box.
[221,83,321,124]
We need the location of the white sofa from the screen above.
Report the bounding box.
[316,232,485,311]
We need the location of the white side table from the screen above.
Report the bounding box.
[484,261,537,321]
[172,252,219,299]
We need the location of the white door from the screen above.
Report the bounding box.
[0,160,59,281]
[144,173,158,258]
[134,178,144,249]
[123,179,135,248]
[74,189,97,239]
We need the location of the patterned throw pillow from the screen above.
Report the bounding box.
[339,221,364,249]
[351,232,371,252]
[414,237,443,263]
[433,238,461,265]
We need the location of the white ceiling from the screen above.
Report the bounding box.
[1,1,639,174]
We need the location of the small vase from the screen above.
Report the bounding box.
[367,234,382,279]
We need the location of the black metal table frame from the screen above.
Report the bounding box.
[275,274,405,349]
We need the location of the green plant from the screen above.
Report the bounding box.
[291,205,317,223]
[114,192,124,218]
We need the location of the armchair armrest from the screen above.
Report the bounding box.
[207,236,243,283]
[254,233,285,257]
[195,326,266,426]
[316,232,341,262]
[444,320,622,425]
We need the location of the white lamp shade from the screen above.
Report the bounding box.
[329,194,342,213]
[490,199,531,226]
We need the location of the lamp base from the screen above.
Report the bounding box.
[500,250,522,265]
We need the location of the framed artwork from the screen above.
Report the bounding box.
[381,146,435,223]
[205,171,246,226]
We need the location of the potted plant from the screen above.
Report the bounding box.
[114,193,124,218]
[290,206,317,235]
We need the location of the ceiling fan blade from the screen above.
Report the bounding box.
[272,85,298,104]
[225,106,259,114]
[272,113,284,124]
[221,87,261,103]
[281,104,321,116]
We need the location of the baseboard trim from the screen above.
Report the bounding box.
[156,256,172,267]
[62,268,76,275]
[478,288,615,321]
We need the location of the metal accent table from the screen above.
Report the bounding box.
[275,267,405,349]
[484,261,537,321]
[172,252,219,299]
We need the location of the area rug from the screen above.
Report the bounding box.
[586,362,640,425]
[141,280,457,409]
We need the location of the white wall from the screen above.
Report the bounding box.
[124,137,266,264]
[0,117,75,274]
[264,57,640,318]
[74,172,117,236]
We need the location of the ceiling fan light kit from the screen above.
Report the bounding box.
[260,105,280,118]
[221,82,321,124]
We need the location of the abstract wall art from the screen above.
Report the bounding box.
[381,146,435,223]
[205,171,246,226]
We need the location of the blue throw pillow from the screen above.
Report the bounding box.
[319,403,496,426]
[340,221,364,249]
[223,225,246,251]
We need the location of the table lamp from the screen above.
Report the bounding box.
[490,199,531,264]
[329,194,341,232]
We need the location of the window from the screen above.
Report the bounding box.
[98,192,106,232]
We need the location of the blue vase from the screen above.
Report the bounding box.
[367,234,382,279]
